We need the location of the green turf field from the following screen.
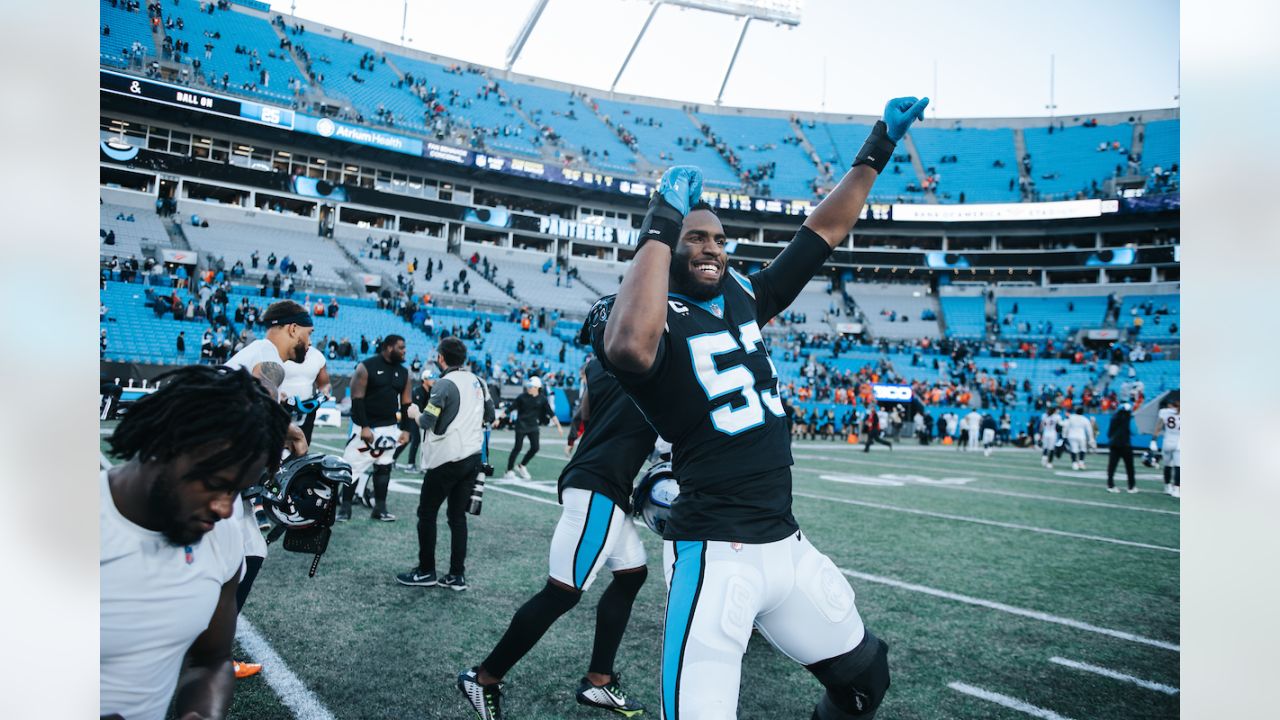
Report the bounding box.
[102,424,1179,719]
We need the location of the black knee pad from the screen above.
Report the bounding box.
[807,631,890,719]
[607,566,648,598]
[1164,466,1173,483]
[515,580,581,623]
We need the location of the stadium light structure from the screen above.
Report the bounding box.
[505,0,804,103]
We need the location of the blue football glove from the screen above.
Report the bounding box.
[883,96,929,143]
[852,96,929,174]
[656,165,703,216]
[638,166,703,252]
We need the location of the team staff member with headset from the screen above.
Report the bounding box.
[397,337,494,592]
[339,335,413,522]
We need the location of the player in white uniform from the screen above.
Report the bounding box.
[1152,399,1181,497]
[222,299,314,677]
[962,410,983,452]
[281,345,330,443]
[1063,410,1094,470]
[1038,407,1061,468]
[101,365,291,719]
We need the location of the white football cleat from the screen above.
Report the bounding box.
[1127,488,1140,494]
[503,470,517,480]
[515,465,531,480]
[1107,487,1120,493]
[1172,485,1180,498]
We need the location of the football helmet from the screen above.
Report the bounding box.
[632,461,679,536]
[261,454,354,530]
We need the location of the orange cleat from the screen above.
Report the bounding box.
[233,660,262,679]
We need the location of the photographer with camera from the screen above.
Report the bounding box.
[396,337,495,592]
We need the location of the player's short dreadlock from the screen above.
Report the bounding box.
[108,365,292,476]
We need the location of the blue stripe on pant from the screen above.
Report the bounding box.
[572,492,614,589]
[663,541,705,720]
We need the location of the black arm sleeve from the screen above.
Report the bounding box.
[749,225,834,324]
[350,398,368,428]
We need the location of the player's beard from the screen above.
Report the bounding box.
[148,477,206,547]
[291,338,307,363]
[670,261,725,302]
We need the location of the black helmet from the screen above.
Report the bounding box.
[261,454,353,529]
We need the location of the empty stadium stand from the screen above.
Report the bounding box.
[462,243,601,314]
[844,284,943,340]
[695,113,818,199]
[503,83,638,173]
[592,98,739,187]
[99,3,1180,205]
[910,127,1020,203]
[100,0,154,69]
[178,202,351,289]
[1021,121,1132,198]
[994,295,1108,339]
[159,1,308,105]
[938,292,988,339]
[101,202,171,260]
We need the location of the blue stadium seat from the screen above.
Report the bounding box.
[909,127,1020,203]
[695,114,818,199]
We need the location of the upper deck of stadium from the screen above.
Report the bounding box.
[101,0,1179,207]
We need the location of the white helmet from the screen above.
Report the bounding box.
[632,461,679,536]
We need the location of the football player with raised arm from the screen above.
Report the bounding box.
[592,97,928,720]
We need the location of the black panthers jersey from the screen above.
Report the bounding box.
[559,358,657,513]
[590,226,833,543]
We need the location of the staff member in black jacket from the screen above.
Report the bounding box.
[1106,403,1138,493]
[504,376,562,480]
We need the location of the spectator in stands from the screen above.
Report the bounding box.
[267,253,277,270]
[251,250,260,269]
[176,331,186,356]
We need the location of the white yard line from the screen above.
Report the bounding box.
[792,467,1178,516]
[792,491,1178,553]
[845,569,1179,652]
[793,451,1160,490]
[947,682,1076,720]
[1047,656,1179,695]
[236,618,337,720]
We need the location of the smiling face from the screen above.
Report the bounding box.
[670,209,728,302]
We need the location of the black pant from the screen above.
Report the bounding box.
[508,428,540,471]
[394,425,422,467]
[864,429,892,452]
[300,410,317,444]
[236,555,265,612]
[1107,446,1135,489]
[417,454,481,575]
